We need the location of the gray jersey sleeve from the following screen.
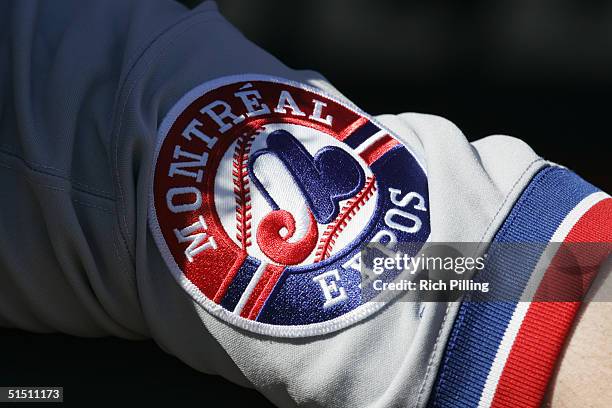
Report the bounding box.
[2,1,576,407]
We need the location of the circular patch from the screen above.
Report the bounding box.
[149,75,430,337]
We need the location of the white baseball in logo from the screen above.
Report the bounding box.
[214,122,378,266]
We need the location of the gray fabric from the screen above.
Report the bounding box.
[0,1,546,406]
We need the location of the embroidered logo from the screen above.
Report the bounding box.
[149,75,430,337]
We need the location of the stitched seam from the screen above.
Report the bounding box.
[0,147,115,200]
[0,161,115,214]
[0,145,113,196]
[485,166,555,242]
[414,158,547,407]
[110,228,145,337]
[414,302,453,408]
[0,158,143,334]
[110,10,223,262]
[314,175,377,262]
[70,199,114,214]
[477,158,545,243]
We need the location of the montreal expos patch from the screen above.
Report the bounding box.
[149,75,430,337]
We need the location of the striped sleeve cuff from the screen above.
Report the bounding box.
[428,166,612,408]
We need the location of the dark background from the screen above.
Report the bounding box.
[213,0,611,191]
[2,0,610,406]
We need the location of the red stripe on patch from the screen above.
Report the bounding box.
[247,265,286,320]
[359,135,399,166]
[490,197,612,408]
[338,117,368,141]
[213,252,248,304]
[239,264,285,319]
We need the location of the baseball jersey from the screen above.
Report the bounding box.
[0,1,610,407]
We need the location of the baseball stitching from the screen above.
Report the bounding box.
[233,127,265,250]
[314,176,377,262]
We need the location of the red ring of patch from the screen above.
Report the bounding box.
[151,79,385,314]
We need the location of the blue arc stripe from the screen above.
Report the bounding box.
[343,121,380,149]
[220,256,261,312]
